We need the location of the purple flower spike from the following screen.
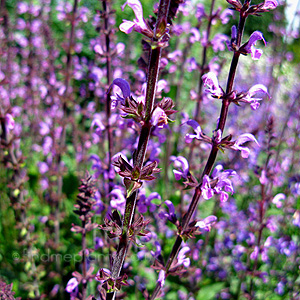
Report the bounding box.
[202,72,223,98]
[120,0,153,38]
[231,133,259,158]
[185,119,202,143]
[243,31,266,60]
[65,278,79,293]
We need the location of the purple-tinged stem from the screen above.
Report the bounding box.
[106,1,171,299]
[150,11,248,300]
[102,0,114,193]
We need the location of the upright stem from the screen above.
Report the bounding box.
[106,1,171,299]
[102,0,114,193]
[150,12,247,300]
[82,220,87,300]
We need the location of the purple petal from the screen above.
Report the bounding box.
[247,31,266,49]
[235,133,259,146]
[262,0,278,10]
[173,170,183,180]
[66,278,78,293]
[185,120,202,143]
[109,78,131,99]
[165,200,175,215]
[157,270,165,287]
[5,114,15,130]
[202,72,223,98]
[248,84,269,98]
[119,20,136,34]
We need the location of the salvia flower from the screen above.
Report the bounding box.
[185,120,202,143]
[202,72,224,98]
[119,0,153,38]
[238,84,270,110]
[177,246,190,268]
[240,31,266,60]
[157,270,166,287]
[195,215,217,231]
[151,107,168,128]
[158,200,177,224]
[65,278,79,293]
[108,78,131,108]
[230,133,259,158]
[272,193,285,208]
[261,0,278,10]
[170,155,189,180]
[5,113,15,131]
[202,165,236,201]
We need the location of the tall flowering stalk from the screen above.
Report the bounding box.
[150,0,278,298]
[98,0,180,299]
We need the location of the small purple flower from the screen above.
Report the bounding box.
[159,200,177,224]
[272,193,285,208]
[275,281,285,295]
[37,162,49,174]
[202,175,214,200]
[185,119,202,143]
[261,0,278,10]
[189,28,201,44]
[220,9,234,24]
[202,165,236,201]
[94,237,104,250]
[195,215,217,231]
[119,0,153,38]
[292,210,300,227]
[157,270,166,287]
[242,31,266,60]
[151,241,162,259]
[240,84,270,110]
[151,107,168,128]
[110,187,126,214]
[170,155,189,180]
[5,114,15,131]
[202,72,223,98]
[250,246,259,260]
[108,78,131,108]
[65,278,79,293]
[211,34,228,52]
[91,114,106,133]
[230,133,259,158]
[177,246,190,267]
[137,192,160,213]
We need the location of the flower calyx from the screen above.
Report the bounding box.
[113,155,161,197]
[99,210,123,239]
[128,215,150,246]
[95,268,129,292]
[120,95,145,123]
